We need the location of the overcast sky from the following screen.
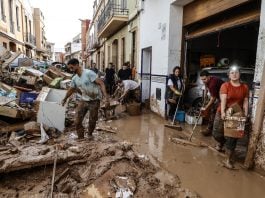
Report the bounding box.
[28,0,93,51]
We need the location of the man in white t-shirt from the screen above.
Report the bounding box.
[116,80,140,103]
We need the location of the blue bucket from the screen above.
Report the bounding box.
[175,111,185,122]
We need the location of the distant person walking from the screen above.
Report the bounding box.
[118,62,131,80]
[105,62,116,95]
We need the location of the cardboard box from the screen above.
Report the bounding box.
[43,74,53,85]
[37,87,67,132]
[45,69,63,79]
[0,106,20,118]
[24,121,40,133]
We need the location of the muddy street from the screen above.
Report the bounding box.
[111,112,265,198]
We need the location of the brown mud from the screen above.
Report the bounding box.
[111,112,265,198]
[1,108,265,198]
[0,124,198,197]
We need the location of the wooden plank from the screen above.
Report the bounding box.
[183,0,251,26]
[0,122,27,133]
[186,9,260,40]
[244,62,265,169]
[0,106,20,118]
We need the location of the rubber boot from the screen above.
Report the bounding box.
[201,128,212,136]
[87,122,96,137]
[224,149,235,169]
[76,127,84,139]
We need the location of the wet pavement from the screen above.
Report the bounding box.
[111,111,265,198]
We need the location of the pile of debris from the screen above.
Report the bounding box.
[0,137,199,197]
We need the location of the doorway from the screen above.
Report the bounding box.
[141,47,152,102]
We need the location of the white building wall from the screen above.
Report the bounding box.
[253,0,265,171]
[139,0,184,117]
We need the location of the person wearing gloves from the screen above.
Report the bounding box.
[200,70,224,136]
[62,58,109,140]
[212,66,249,169]
[166,66,184,120]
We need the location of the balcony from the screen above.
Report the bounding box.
[24,33,36,48]
[97,2,129,38]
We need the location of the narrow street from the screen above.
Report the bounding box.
[111,111,265,198]
[1,0,265,197]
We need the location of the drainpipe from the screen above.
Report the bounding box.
[244,61,265,169]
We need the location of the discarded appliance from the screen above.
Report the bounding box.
[36,87,67,132]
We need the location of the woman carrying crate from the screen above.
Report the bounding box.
[212,66,249,169]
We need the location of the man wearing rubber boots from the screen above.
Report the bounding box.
[200,70,224,136]
[62,58,109,139]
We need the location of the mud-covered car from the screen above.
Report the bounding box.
[184,67,254,109]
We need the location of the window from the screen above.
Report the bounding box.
[132,31,136,67]
[121,37,125,65]
[25,15,28,33]
[9,0,14,33]
[121,0,127,9]
[1,0,6,21]
[3,42,7,48]
[29,20,32,35]
[16,6,20,31]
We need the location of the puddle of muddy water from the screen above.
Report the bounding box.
[111,112,265,198]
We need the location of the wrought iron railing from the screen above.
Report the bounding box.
[24,33,36,46]
[97,2,129,33]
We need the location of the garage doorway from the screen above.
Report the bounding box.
[184,21,259,158]
[186,21,259,88]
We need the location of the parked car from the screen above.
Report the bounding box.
[184,67,255,109]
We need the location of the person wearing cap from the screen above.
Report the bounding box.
[212,66,249,169]
[200,70,224,136]
[166,66,184,120]
[61,58,109,140]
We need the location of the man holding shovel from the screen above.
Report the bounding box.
[61,58,109,139]
[200,70,224,136]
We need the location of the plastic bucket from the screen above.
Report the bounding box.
[175,111,185,122]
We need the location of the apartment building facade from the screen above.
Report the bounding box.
[87,0,140,72]
[64,34,82,64]
[0,0,33,55]
[0,0,49,61]
[46,41,54,61]
[33,8,47,61]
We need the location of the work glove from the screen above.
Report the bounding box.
[174,90,182,96]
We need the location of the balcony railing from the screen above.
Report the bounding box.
[24,33,36,46]
[97,2,129,34]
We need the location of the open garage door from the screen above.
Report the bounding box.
[185,9,260,40]
[183,0,261,40]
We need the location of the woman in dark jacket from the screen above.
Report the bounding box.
[167,66,184,120]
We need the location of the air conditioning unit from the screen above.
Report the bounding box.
[138,0,145,11]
